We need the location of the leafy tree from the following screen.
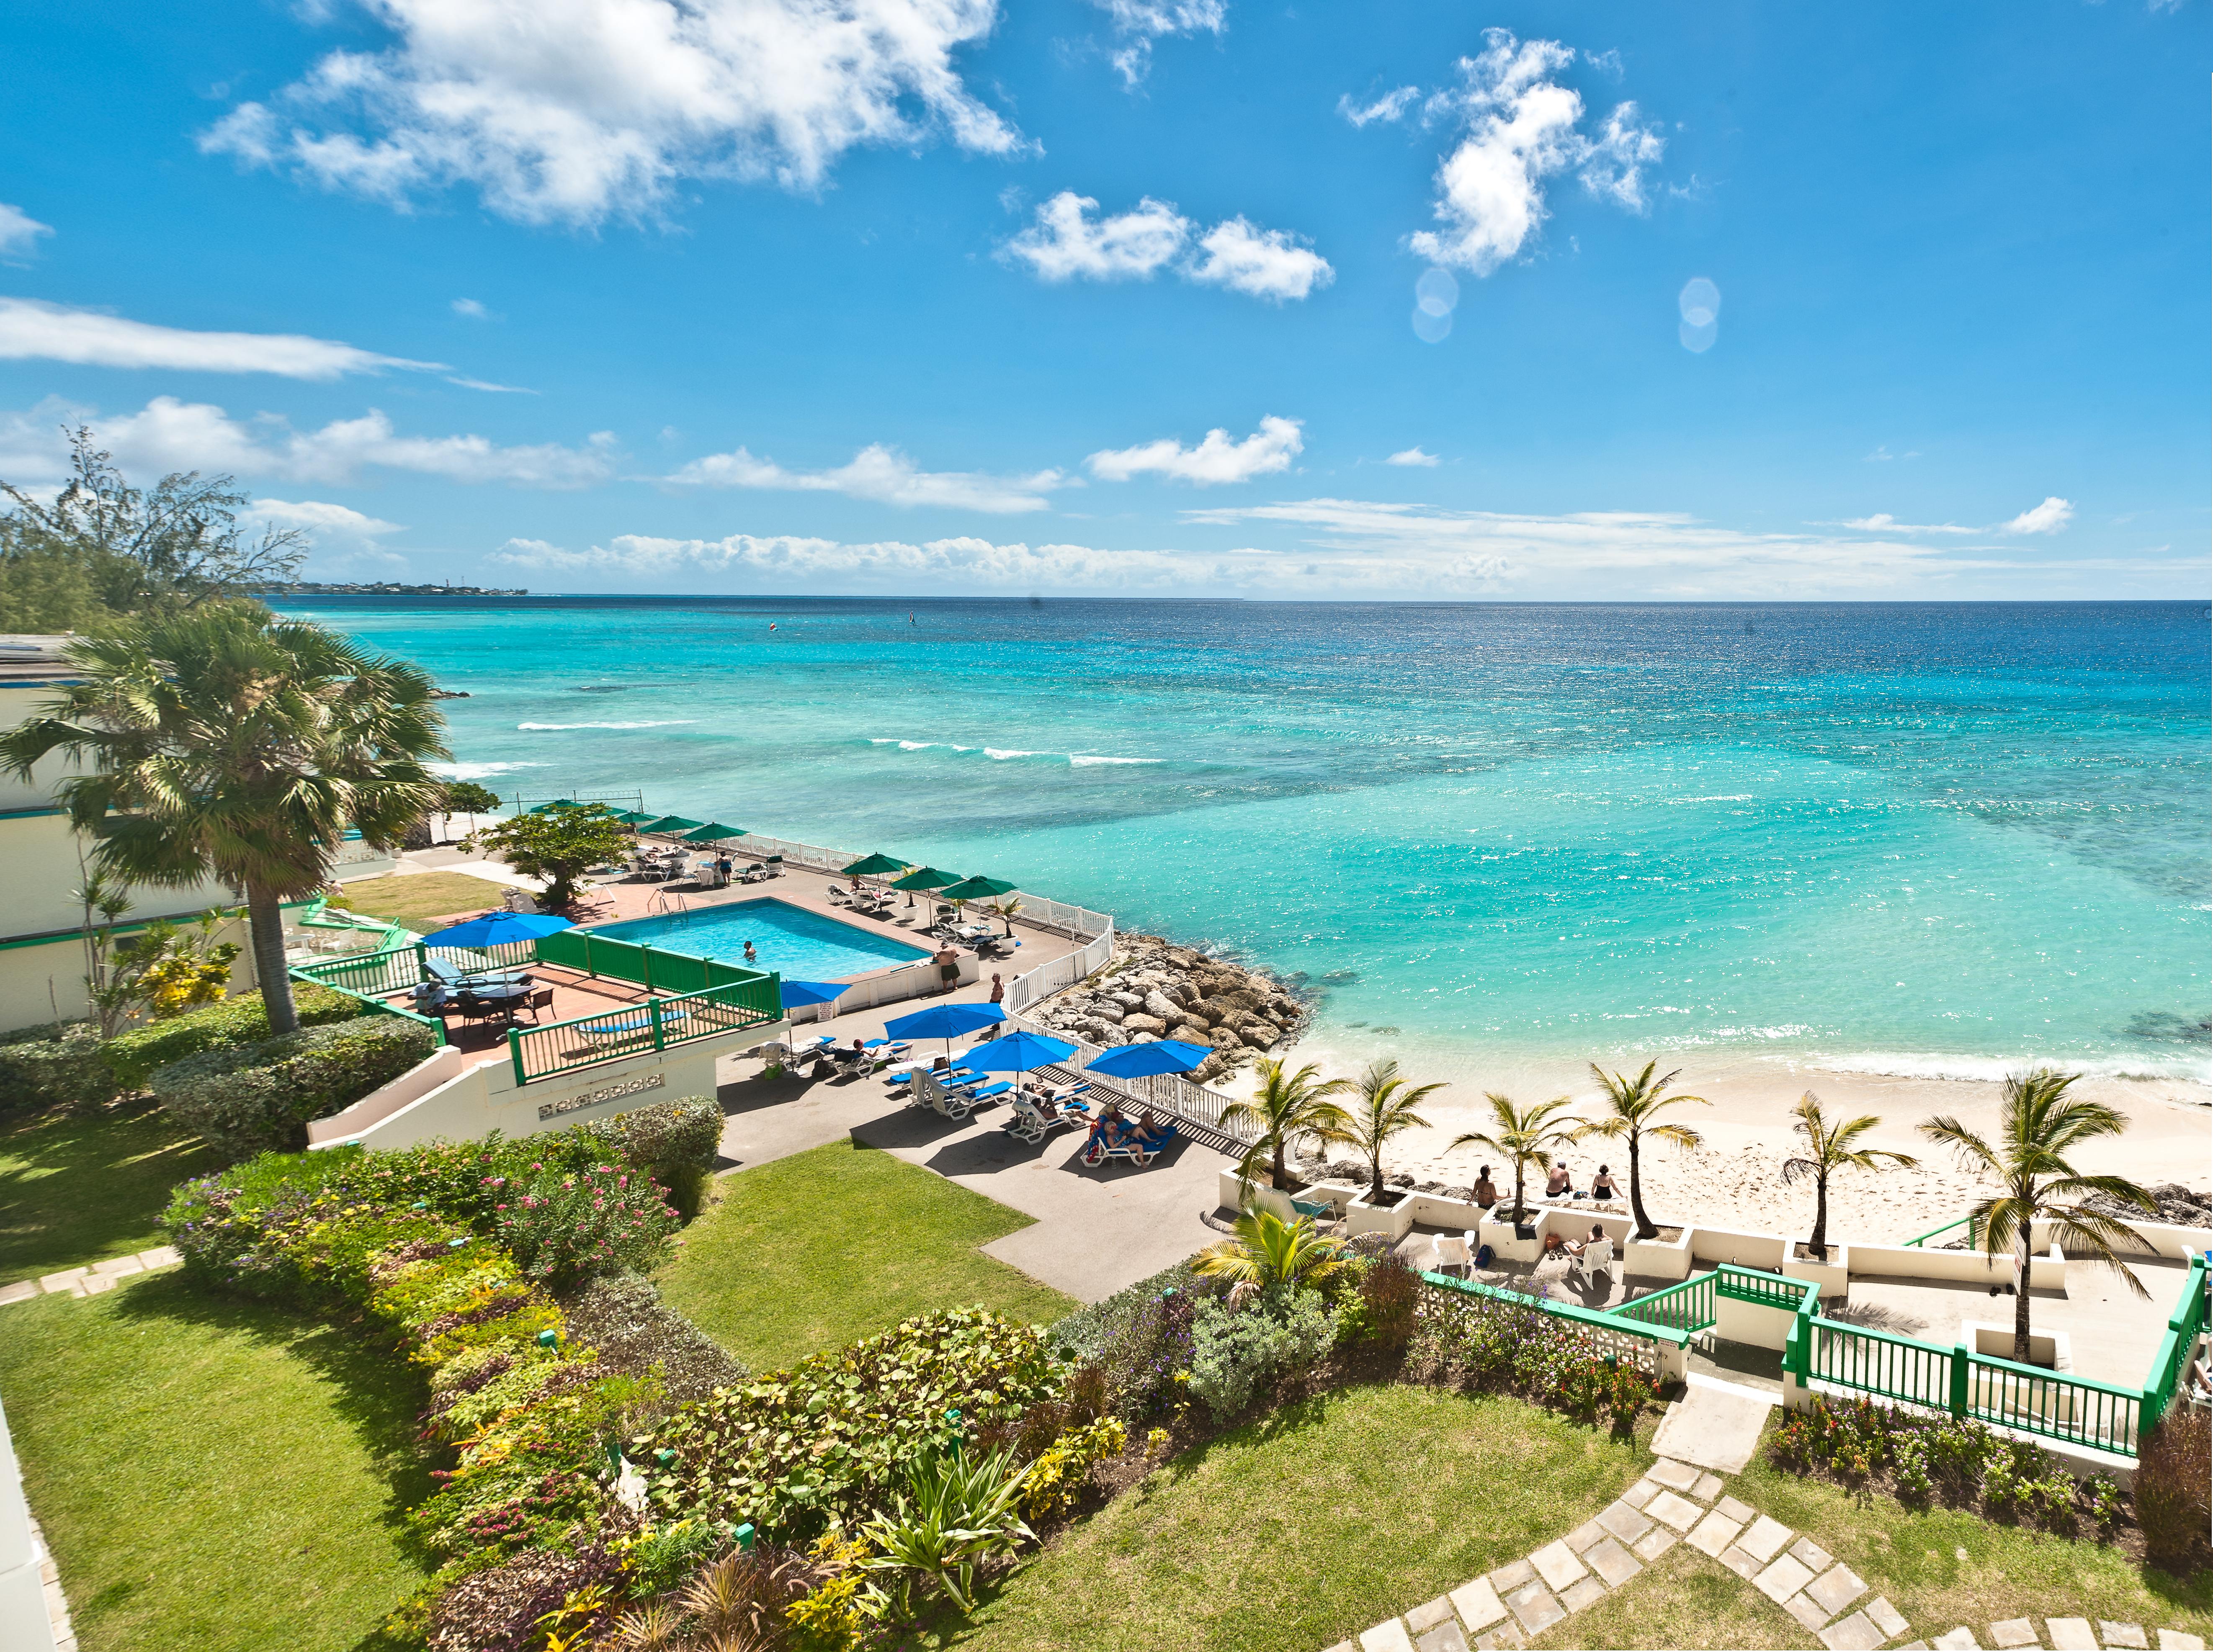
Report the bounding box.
[1341,1057,1446,1204]
[0,516,109,632]
[0,427,307,616]
[1194,1207,1350,1292]
[75,869,243,1038]
[467,802,628,912]
[1220,1056,1352,1191]
[0,604,447,1036]
[1781,1091,1918,1261]
[1448,1091,1577,1224]
[439,779,502,836]
[1920,1068,2158,1364]
[1574,1060,1710,1240]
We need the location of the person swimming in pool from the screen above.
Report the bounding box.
[743,940,758,963]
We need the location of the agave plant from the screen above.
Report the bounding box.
[1193,1206,1349,1293]
[859,1446,1035,1617]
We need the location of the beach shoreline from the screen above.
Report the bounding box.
[1206,1030,2213,1243]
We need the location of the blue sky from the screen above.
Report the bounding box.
[0,0,2204,599]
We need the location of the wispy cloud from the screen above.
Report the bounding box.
[0,394,616,488]
[1840,513,1974,535]
[1087,416,1302,484]
[451,298,497,320]
[1407,29,1664,276]
[1837,497,2074,537]
[667,442,1067,513]
[1002,192,1332,301]
[1863,444,1921,462]
[1090,0,1226,86]
[199,0,1024,227]
[2001,496,2073,535]
[1385,447,1440,467]
[0,202,52,263]
[1337,86,1418,127]
[0,297,446,381]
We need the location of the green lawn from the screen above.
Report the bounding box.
[0,1273,433,1652]
[0,1101,213,1282]
[945,1383,1651,1652]
[1536,1418,2213,1650]
[656,1139,1081,1374]
[335,870,515,933]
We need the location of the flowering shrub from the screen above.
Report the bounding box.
[494,1160,680,1288]
[643,1307,1070,1542]
[1409,1287,1658,1436]
[1017,1417,1128,1521]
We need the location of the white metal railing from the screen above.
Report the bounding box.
[1006,1009,1258,1154]
[1002,927,1113,1015]
[727,834,1113,941]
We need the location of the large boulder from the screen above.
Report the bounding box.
[1122,1012,1168,1035]
[1110,991,1146,1011]
[1090,1001,1126,1024]
[1240,1025,1277,1050]
[1177,1012,1213,1033]
[1143,989,1183,1022]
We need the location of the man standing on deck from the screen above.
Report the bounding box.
[934,941,960,994]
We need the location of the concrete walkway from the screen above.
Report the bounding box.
[712,1051,1229,1304]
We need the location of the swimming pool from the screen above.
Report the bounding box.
[586,899,933,981]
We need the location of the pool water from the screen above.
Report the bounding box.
[587,898,933,981]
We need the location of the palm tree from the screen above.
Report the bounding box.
[0,604,446,1036]
[1449,1092,1577,1225]
[1919,1068,2159,1365]
[1781,1091,1918,1261]
[1194,1207,1350,1293]
[1575,1060,1709,1240]
[1342,1058,1446,1204]
[1221,1056,1352,1191]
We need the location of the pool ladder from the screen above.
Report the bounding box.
[647,888,692,923]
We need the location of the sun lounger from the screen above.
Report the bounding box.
[1002,1089,1086,1144]
[1079,1117,1180,1168]
[422,955,533,989]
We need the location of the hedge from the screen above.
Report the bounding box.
[103,984,366,1088]
[0,1028,122,1112]
[152,1014,437,1161]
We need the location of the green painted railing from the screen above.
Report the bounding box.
[288,952,446,1047]
[507,977,781,1084]
[1615,1271,1718,1335]
[1965,1348,2140,1456]
[1803,1319,1954,1415]
[2140,1255,2210,1449]
[1902,1214,1976,1249]
[1717,1263,1819,1315]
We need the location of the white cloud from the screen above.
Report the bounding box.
[1386,447,1440,467]
[1863,445,1921,462]
[1001,193,1191,282]
[451,297,496,319]
[1087,415,1302,485]
[0,395,618,489]
[668,442,1065,512]
[479,502,2198,600]
[2002,496,2074,535]
[1003,192,1330,302]
[199,0,1024,227]
[0,296,444,380]
[1840,513,1973,535]
[1187,218,1333,302]
[0,202,52,262]
[1338,87,1418,127]
[1091,0,1226,86]
[243,497,406,546]
[1409,30,1664,276]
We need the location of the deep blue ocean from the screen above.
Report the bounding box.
[284,597,2211,1088]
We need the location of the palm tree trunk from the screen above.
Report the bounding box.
[2013,1227,2033,1364]
[1271,1140,1286,1189]
[1809,1172,1829,1261]
[1369,1152,1383,1205]
[247,883,298,1036]
[1512,1167,1527,1225]
[1627,1132,1656,1240]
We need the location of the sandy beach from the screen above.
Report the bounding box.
[1220,1045,2213,1243]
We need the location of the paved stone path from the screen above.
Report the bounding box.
[0,1245,181,1305]
[1322,1449,2208,1652]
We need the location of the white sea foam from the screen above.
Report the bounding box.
[985,748,1042,760]
[516,720,699,731]
[1809,1050,2212,1085]
[428,760,544,780]
[897,740,934,751]
[1069,754,1162,766]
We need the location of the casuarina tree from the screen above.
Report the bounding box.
[0,603,446,1035]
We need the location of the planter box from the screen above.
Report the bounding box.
[1783,1244,1850,1301]
[1625,1226,1694,1283]
[1408,1190,1488,1229]
[1848,1240,2069,1295]
[1966,1319,2074,1373]
[1688,1225,1790,1271]
[1218,1171,1294,1221]
[1346,1191,1416,1240]
[1474,1212,1541,1266]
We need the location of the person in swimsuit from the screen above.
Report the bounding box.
[1471,1166,1499,1209]
[1590,1165,1619,1201]
[1545,1160,1572,1199]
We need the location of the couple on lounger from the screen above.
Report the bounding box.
[1085,1103,1168,1154]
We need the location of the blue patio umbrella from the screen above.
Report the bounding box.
[962,1031,1078,1074]
[885,999,1005,1056]
[1083,1038,1213,1079]
[419,911,574,949]
[779,979,848,1011]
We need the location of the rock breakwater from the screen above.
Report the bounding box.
[1026,931,1308,1083]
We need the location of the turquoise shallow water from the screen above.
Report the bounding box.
[283,598,2212,1086]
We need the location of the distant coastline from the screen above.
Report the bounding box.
[254,581,531,597]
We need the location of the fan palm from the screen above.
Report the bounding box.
[1919,1068,2158,1365]
[1781,1091,1918,1261]
[0,604,446,1035]
[1448,1092,1577,1225]
[1193,1206,1349,1292]
[1220,1056,1353,1191]
[1574,1060,1709,1240]
[1342,1058,1446,1204]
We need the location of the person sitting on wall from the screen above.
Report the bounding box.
[1590,1164,1619,1202]
[1544,1160,1573,1200]
[1471,1166,1499,1210]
